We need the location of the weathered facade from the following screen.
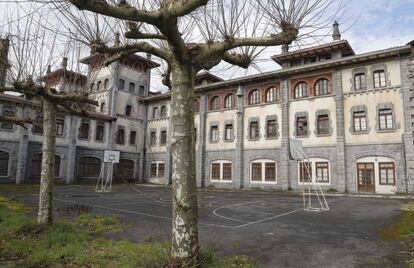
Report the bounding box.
[1,29,414,195]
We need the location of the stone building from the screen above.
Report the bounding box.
[0,25,414,195]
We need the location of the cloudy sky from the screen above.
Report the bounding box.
[1,0,414,92]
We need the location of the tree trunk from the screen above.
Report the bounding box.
[170,63,199,265]
[37,98,56,224]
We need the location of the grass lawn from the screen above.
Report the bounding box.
[373,202,414,268]
[0,196,256,267]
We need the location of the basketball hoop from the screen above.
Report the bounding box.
[290,139,329,212]
[96,150,120,193]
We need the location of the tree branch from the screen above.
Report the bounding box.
[161,0,209,18]
[0,115,35,128]
[222,52,252,69]
[125,29,166,40]
[69,0,159,25]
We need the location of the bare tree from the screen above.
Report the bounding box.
[0,13,98,225]
[51,0,341,264]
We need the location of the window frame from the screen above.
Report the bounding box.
[294,82,309,99]
[250,159,277,184]
[315,79,330,96]
[95,122,105,142]
[378,108,393,131]
[160,130,167,145]
[224,124,234,141]
[129,82,135,93]
[296,116,308,137]
[317,114,330,135]
[354,73,367,91]
[210,160,233,182]
[125,105,132,117]
[249,121,260,140]
[116,128,125,145]
[265,86,279,103]
[129,130,137,145]
[150,131,157,146]
[210,125,219,143]
[78,120,90,140]
[210,96,221,111]
[315,162,330,183]
[224,94,235,109]
[373,70,386,88]
[119,79,125,90]
[56,118,65,136]
[248,89,261,105]
[353,111,368,133]
[379,162,395,186]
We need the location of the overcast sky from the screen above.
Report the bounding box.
[1,0,414,92]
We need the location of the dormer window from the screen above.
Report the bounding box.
[355,73,366,91]
[315,79,330,96]
[294,82,309,99]
[374,70,386,88]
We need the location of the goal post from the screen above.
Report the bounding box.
[96,150,120,193]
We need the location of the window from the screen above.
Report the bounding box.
[354,73,366,91]
[152,107,158,119]
[56,119,64,136]
[90,83,95,92]
[129,82,135,93]
[249,121,259,139]
[299,162,312,182]
[296,116,308,137]
[316,162,329,183]
[100,102,105,113]
[210,96,220,110]
[317,114,329,135]
[353,111,367,132]
[78,120,90,140]
[224,94,235,108]
[150,131,156,146]
[97,81,102,91]
[79,157,101,179]
[139,85,145,96]
[266,119,277,138]
[374,70,386,88]
[379,162,395,185]
[125,105,132,116]
[315,79,330,96]
[31,154,61,179]
[250,160,277,183]
[115,159,134,180]
[193,99,200,113]
[116,128,125,144]
[194,128,197,143]
[32,125,43,135]
[160,130,167,145]
[130,131,136,145]
[1,106,14,130]
[379,108,393,130]
[266,87,278,103]
[0,151,9,176]
[224,124,233,141]
[104,79,109,89]
[210,161,232,181]
[95,123,104,141]
[160,106,167,117]
[119,79,125,90]
[210,126,219,142]
[158,163,165,178]
[150,162,165,178]
[248,89,261,105]
[150,163,157,178]
[294,82,308,99]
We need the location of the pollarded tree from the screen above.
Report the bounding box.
[54,0,339,264]
[0,14,98,224]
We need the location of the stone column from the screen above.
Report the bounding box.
[15,128,28,184]
[139,103,148,183]
[196,94,207,187]
[65,116,78,183]
[235,85,245,189]
[333,70,347,192]
[400,48,414,193]
[280,79,290,190]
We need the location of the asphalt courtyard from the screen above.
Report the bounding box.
[3,184,406,268]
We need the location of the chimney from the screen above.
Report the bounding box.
[332,21,341,41]
[0,38,10,87]
[62,57,68,70]
[281,44,289,54]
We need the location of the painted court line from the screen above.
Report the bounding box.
[233,208,304,229]
[213,201,261,223]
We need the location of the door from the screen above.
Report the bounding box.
[357,163,375,193]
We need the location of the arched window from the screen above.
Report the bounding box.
[210,96,221,110]
[224,94,235,108]
[78,157,101,179]
[294,82,308,99]
[354,73,366,91]
[30,154,60,180]
[315,79,330,96]
[265,87,278,103]
[115,159,135,181]
[0,151,9,176]
[193,99,200,113]
[248,89,261,105]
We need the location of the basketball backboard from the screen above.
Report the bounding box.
[104,150,120,163]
